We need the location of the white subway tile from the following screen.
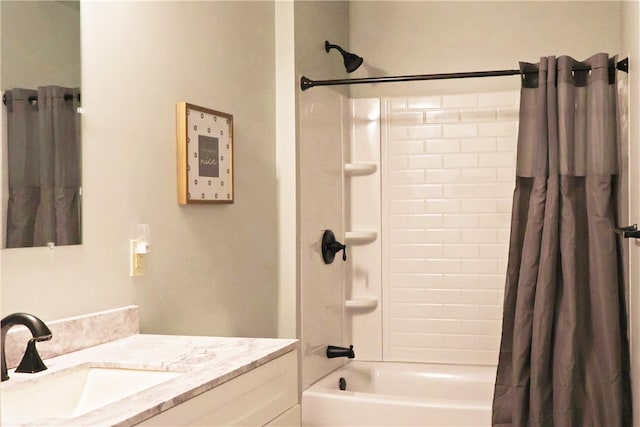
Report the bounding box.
[443,153,478,168]
[443,244,479,259]
[390,155,409,170]
[441,319,498,335]
[459,168,497,182]
[443,93,478,108]
[498,259,509,275]
[443,304,481,320]
[391,112,424,125]
[392,243,444,259]
[390,140,425,155]
[462,259,499,274]
[497,106,519,121]
[497,136,517,151]
[478,213,511,228]
[389,318,424,334]
[479,274,508,289]
[479,121,518,137]
[462,229,498,243]
[460,108,497,122]
[389,303,444,319]
[407,96,441,109]
[391,258,426,274]
[497,167,516,182]
[389,98,408,111]
[443,214,479,228]
[426,139,460,153]
[385,87,518,364]
[440,319,474,335]
[390,126,408,140]
[391,288,428,304]
[443,123,478,138]
[408,154,443,169]
[478,152,516,167]
[443,334,480,350]
[390,333,445,349]
[424,288,462,304]
[390,214,443,228]
[478,276,506,291]
[460,137,497,152]
[497,230,511,244]
[497,198,514,213]
[497,288,505,307]
[478,305,503,320]
[390,199,425,215]
[461,318,501,335]
[425,228,461,243]
[444,183,515,198]
[477,244,508,259]
[390,170,425,185]
[426,110,460,123]
[441,274,480,289]
[479,91,517,107]
[391,273,444,288]
[409,125,442,139]
[460,199,499,213]
[426,169,461,184]
[477,335,502,351]
[390,184,443,199]
[424,199,460,214]
[425,259,461,274]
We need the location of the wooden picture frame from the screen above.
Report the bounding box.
[176,102,233,204]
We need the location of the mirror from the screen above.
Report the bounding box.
[1,0,82,248]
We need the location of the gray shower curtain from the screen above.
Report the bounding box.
[5,86,81,247]
[492,53,631,426]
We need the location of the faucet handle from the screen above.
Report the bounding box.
[321,230,347,264]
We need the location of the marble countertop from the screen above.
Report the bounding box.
[1,334,298,427]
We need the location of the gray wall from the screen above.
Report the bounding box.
[1,1,278,338]
[349,1,622,97]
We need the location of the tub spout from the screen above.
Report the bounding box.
[1,313,53,381]
[327,345,355,359]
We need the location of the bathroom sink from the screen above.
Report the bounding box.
[1,365,182,421]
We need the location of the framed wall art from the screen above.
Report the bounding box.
[176,102,233,204]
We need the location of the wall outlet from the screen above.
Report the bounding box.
[129,240,144,277]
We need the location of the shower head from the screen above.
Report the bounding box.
[325,40,363,73]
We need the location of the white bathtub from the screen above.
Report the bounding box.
[301,361,496,426]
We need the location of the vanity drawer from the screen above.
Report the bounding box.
[138,350,298,426]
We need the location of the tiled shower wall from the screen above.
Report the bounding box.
[382,91,519,365]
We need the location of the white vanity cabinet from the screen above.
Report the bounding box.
[138,350,299,427]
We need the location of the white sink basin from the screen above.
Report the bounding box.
[1,365,182,421]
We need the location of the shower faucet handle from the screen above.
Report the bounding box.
[321,230,347,264]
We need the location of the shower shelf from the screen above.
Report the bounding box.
[344,163,377,176]
[344,231,377,244]
[345,298,378,310]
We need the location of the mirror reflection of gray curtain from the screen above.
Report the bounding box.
[5,86,81,247]
[492,53,631,426]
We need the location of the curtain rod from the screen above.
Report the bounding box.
[300,57,629,91]
[2,93,81,105]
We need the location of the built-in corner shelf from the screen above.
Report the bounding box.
[345,231,377,245]
[344,163,377,176]
[345,298,379,310]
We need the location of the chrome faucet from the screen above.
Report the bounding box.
[1,313,53,381]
